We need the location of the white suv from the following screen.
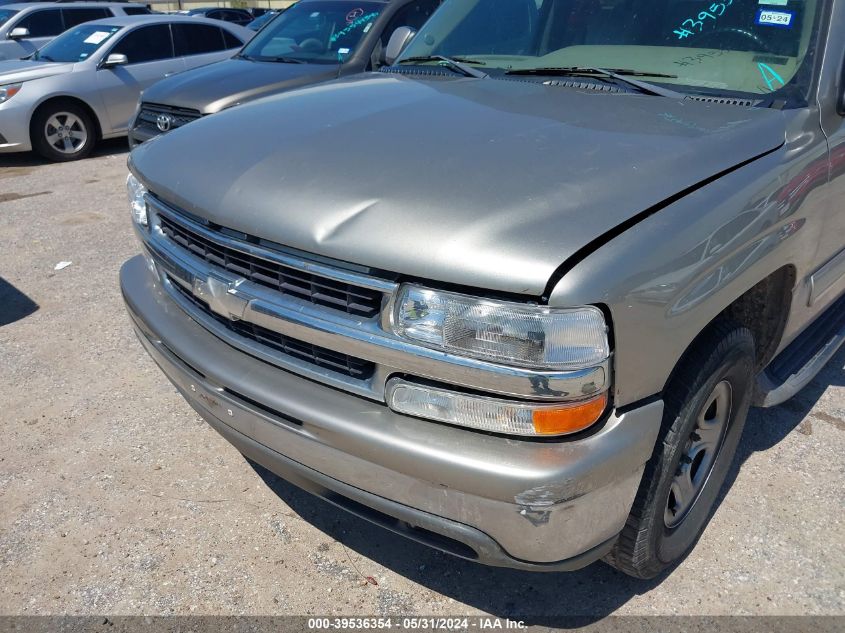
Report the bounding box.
[0,2,150,60]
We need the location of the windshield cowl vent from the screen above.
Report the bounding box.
[542,79,627,93]
[685,95,758,107]
[380,66,453,77]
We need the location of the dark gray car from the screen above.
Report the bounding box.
[122,0,845,578]
[128,0,440,146]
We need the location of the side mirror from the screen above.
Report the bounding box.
[102,53,128,68]
[384,26,416,66]
[8,27,30,40]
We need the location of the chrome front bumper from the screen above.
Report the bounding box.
[121,255,663,568]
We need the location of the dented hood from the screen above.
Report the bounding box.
[139,57,339,115]
[131,73,787,295]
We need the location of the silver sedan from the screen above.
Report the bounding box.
[0,14,252,161]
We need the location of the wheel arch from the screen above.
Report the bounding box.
[661,265,796,398]
[29,95,104,145]
[720,265,796,371]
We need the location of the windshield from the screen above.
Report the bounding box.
[241,1,384,64]
[399,0,825,97]
[0,8,17,27]
[34,24,121,63]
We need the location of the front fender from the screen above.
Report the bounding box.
[548,126,828,407]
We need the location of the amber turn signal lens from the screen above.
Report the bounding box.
[532,392,608,436]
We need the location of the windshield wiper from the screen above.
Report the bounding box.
[398,55,487,79]
[257,55,307,64]
[505,66,682,98]
[268,56,307,64]
[241,53,307,64]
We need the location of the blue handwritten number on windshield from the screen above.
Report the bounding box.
[675,0,732,40]
[330,12,379,44]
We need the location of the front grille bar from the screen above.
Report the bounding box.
[158,214,384,318]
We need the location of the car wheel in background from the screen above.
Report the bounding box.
[31,101,96,162]
[605,319,756,579]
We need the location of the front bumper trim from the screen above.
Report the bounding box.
[202,395,618,571]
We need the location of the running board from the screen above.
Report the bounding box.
[755,293,845,407]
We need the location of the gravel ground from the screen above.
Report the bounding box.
[0,143,843,621]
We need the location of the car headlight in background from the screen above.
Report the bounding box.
[126,173,148,227]
[392,285,609,369]
[0,83,22,105]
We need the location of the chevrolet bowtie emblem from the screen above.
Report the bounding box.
[193,274,248,321]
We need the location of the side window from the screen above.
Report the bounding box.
[206,10,224,20]
[123,8,152,16]
[221,28,243,49]
[380,0,442,45]
[172,23,226,56]
[222,10,246,23]
[62,8,110,29]
[111,24,174,64]
[16,9,63,37]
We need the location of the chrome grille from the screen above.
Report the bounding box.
[135,103,201,133]
[157,214,384,318]
[171,281,375,380]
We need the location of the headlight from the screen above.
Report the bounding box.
[388,379,608,436]
[126,173,148,227]
[0,83,22,105]
[392,285,609,369]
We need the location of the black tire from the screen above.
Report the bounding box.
[31,101,96,162]
[605,319,755,579]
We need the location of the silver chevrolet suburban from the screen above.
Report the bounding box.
[121,0,845,579]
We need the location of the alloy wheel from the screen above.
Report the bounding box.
[44,112,88,155]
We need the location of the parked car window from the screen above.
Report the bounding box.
[62,7,111,29]
[0,8,18,27]
[111,24,174,64]
[122,7,152,16]
[222,9,251,24]
[221,28,242,48]
[172,23,227,56]
[380,0,441,45]
[206,10,224,20]
[15,8,63,37]
[241,0,384,64]
[34,23,120,62]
